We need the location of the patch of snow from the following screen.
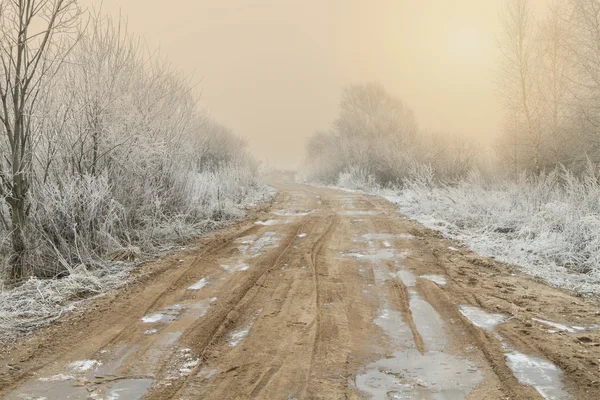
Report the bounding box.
[228,324,252,348]
[298,233,307,238]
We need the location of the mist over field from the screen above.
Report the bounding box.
[2,1,600,399]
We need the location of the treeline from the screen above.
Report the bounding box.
[0,1,265,283]
[497,0,600,175]
[305,83,477,186]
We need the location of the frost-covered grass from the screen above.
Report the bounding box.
[0,168,274,338]
[331,165,600,295]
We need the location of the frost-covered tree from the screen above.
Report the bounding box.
[0,0,81,280]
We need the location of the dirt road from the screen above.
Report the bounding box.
[1,175,600,399]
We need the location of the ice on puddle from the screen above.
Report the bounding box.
[141,313,165,323]
[221,262,249,273]
[68,360,102,372]
[255,220,281,226]
[38,374,74,382]
[395,270,417,287]
[272,210,313,217]
[458,305,508,331]
[420,275,447,286]
[532,317,599,334]
[188,278,209,290]
[505,352,569,400]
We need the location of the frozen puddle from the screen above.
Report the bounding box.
[505,352,570,400]
[342,249,404,263]
[420,274,447,286]
[459,305,508,331]
[532,317,600,334]
[357,278,482,398]
[7,350,152,400]
[356,350,482,399]
[395,270,417,287]
[339,210,383,216]
[5,378,153,400]
[255,219,283,226]
[241,231,280,257]
[188,277,210,290]
[141,304,183,324]
[272,210,313,217]
[221,261,249,273]
[357,233,414,241]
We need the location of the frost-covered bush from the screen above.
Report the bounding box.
[336,163,600,294]
[0,11,271,284]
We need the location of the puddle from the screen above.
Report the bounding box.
[342,249,400,262]
[255,220,282,226]
[7,362,152,400]
[420,275,447,286]
[338,210,383,216]
[188,278,210,290]
[532,317,599,334]
[395,270,416,287]
[358,233,414,241]
[221,261,249,273]
[141,312,177,324]
[459,305,508,331]
[374,306,414,348]
[247,232,280,256]
[409,290,447,351]
[356,350,482,400]
[505,352,569,400]
[272,210,313,217]
[38,374,75,382]
[157,331,182,346]
[357,275,483,399]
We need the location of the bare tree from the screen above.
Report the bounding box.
[0,0,80,280]
[498,0,545,173]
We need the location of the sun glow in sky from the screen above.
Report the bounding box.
[84,0,538,167]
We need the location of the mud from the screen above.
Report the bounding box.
[1,174,599,399]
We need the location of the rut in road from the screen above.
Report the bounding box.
[2,176,597,399]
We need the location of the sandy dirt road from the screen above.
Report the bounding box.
[1,174,600,399]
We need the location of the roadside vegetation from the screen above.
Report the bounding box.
[304,0,600,295]
[0,2,270,334]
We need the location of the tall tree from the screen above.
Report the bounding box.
[0,0,80,280]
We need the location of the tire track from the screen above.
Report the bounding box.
[147,216,314,399]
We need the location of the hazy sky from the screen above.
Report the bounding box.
[85,0,540,168]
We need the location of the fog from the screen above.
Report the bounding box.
[84,0,529,168]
